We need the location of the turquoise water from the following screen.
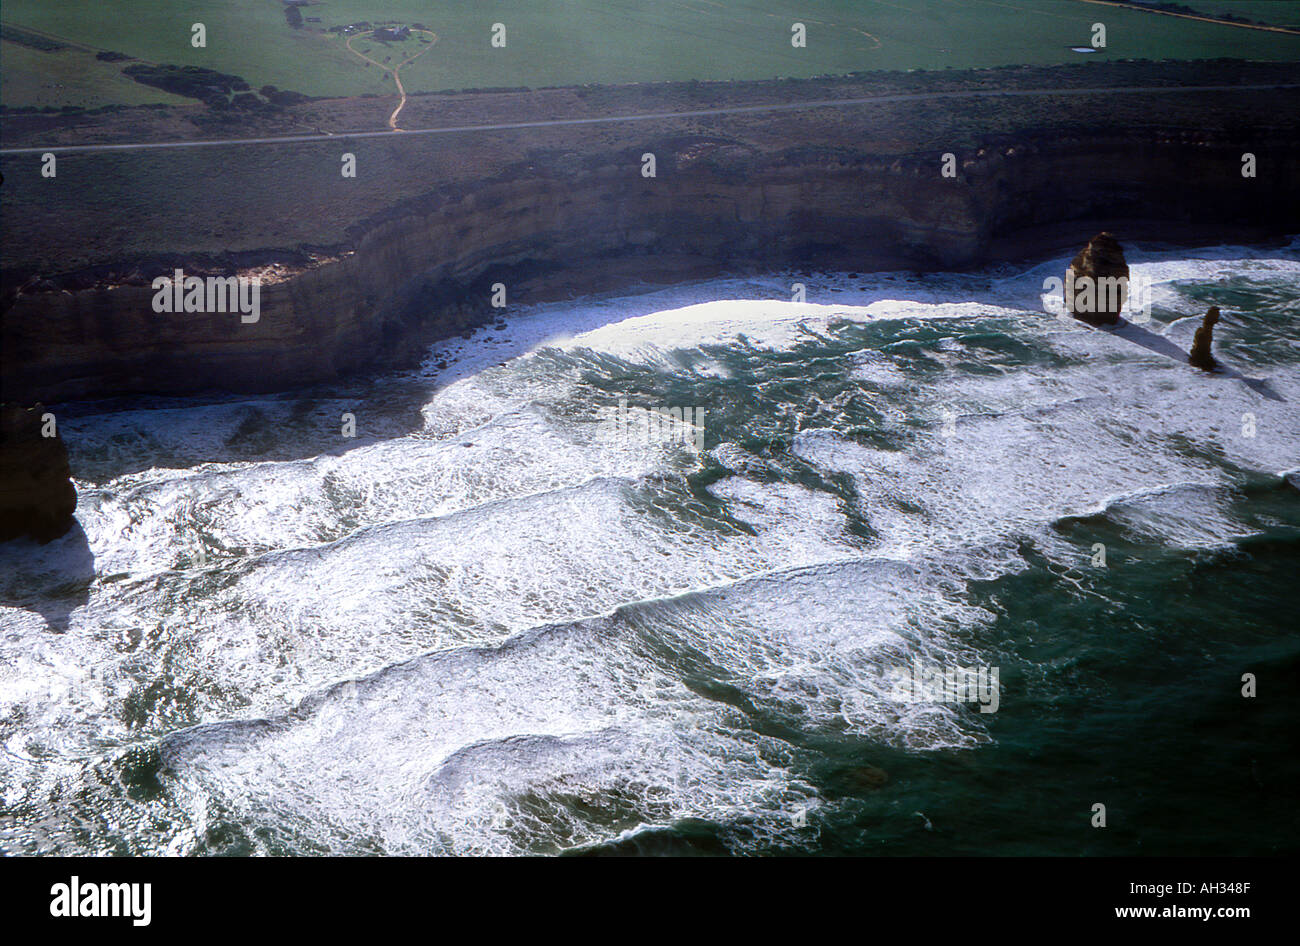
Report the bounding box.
[2,242,1297,855]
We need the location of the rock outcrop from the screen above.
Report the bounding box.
[1189,305,1221,371]
[0,405,78,544]
[1065,232,1129,326]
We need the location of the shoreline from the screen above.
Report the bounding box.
[6,215,1296,410]
[3,63,1298,407]
[31,231,1299,423]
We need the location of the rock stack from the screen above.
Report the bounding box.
[1065,232,1129,326]
[1189,305,1221,371]
[0,404,78,543]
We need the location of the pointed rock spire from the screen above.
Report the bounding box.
[1189,305,1221,371]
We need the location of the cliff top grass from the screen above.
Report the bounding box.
[2,0,1299,112]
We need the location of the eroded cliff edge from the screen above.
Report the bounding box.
[4,69,1298,405]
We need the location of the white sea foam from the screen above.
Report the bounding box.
[4,243,1297,854]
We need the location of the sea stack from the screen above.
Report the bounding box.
[1189,305,1221,371]
[1065,232,1129,326]
[0,404,78,543]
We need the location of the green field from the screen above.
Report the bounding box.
[0,40,193,109]
[3,0,1299,109]
[1174,1,1300,28]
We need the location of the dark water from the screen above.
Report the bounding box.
[2,243,1297,855]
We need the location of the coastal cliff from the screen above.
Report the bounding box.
[0,405,77,543]
[4,108,1298,405]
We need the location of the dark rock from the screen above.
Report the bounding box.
[0,404,78,543]
[1065,231,1129,326]
[822,763,891,799]
[1189,305,1221,371]
[847,765,890,789]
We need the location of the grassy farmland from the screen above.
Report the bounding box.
[1138,1,1300,29]
[3,0,1299,110]
[0,36,193,109]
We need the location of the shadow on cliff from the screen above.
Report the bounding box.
[1104,321,1286,402]
[0,521,95,633]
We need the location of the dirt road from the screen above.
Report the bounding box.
[344,29,439,130]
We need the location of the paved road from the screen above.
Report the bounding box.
[1,83,1295,156]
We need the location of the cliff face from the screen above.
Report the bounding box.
[3,127,1297,405]
[0,405,78,543]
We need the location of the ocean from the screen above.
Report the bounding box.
[2,240,1297,856]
